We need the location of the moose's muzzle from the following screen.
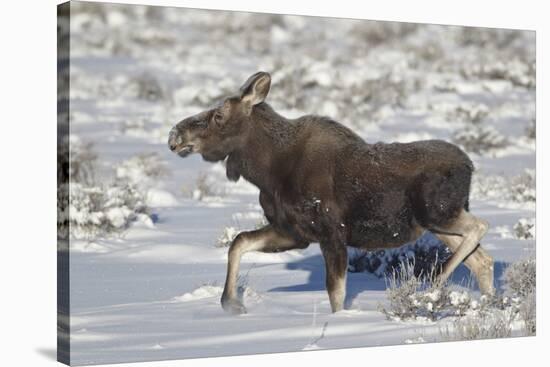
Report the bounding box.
[168,127,194,157]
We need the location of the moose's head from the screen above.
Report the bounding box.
[168,72,271,162]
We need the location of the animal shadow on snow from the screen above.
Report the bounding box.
[269,253,508,309]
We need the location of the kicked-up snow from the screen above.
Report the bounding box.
[172,285,224,302]
[62,3,535,365]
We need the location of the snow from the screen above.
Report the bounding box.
[104,207,130,228]
[404,336,426,344]
[145,188,179,207]
[64,3,535,366]
[449,291,470,307]
[172,285,224,302]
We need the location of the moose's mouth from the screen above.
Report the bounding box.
[176,145,194,157]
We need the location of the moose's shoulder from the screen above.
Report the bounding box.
[296,114,364,142]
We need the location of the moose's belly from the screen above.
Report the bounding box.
[346,189,419,249]
[265,205,418,248]
[259,190,420,248]
[348,217,417,249]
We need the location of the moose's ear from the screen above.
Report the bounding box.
[239,72,271,109]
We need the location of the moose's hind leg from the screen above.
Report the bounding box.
[221,225,308,314]
[435,233,495,295]
[434,209,489,288]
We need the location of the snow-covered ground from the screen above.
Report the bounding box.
[63,3,535,365]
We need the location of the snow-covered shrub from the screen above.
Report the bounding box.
[192,172,224,200]
[129,73,165,101]
[379,264,427,321]
[452,125,509,154]
[407,41,444,64]
[115,153,176,208]
[461,59,535,89]
[217,226,239,247]
[69,135,98,185]
[340,73,417,124]
[502,257,536,335]
[61,139,157,239]
[440,309,513,341]
[471,169,535,205]
[71,3,177,58]
[350,21,418,47]
[194,173,213,200]
[379,262,473,322]
[363,74,410,109]
[213,12,281,55]
[129,28,176,49]
[348,233,450,278]
[448,103,489,124]
[267,58,325,111]
[457,27,521,49]
[504,257,536,299]
[437,269,536,341]
[115,152,168,188]
[509,170,536,203]
[438,283,535,341]
[59,137,100,239]
[433,257,536,338]
[68,183,152,239]
[520,290,536,336]
[513,218,535,240]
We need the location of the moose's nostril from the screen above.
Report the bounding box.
[168,129,180,151]
[168,137,177,151]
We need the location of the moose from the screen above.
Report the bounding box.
[168,72,495,314]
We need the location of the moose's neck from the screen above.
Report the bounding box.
[227,103,299,193]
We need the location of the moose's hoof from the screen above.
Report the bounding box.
[478,267,495,297]
[221,297,247,315]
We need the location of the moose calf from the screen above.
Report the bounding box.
[168,72,494,314]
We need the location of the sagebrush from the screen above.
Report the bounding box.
[379,261,472,322]
[61,138,158,239]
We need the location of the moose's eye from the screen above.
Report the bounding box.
[213,111,224,124]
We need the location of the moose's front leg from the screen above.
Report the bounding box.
[221,225,308,314]
[320,240,348,313]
